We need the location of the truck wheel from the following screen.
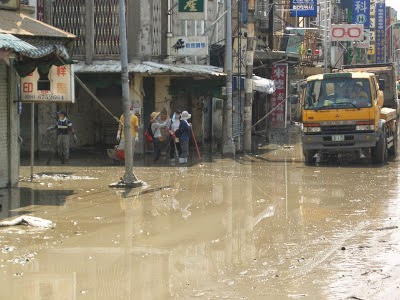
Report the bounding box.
[373,127,388,164]
[304,150,315,165]
[389,124,398,156]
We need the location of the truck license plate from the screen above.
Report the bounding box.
[332,135,345,142]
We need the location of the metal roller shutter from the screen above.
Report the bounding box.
[0,63,9,188]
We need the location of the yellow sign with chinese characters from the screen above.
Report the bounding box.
[20,65,75,103]
[368,44,375,55]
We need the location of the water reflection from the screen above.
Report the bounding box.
[1,159,399,299]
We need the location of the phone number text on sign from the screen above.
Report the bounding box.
[20,65,75,103]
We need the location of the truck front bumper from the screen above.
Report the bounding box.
[302,132,378,152]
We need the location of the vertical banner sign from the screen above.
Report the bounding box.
[178,0,207,20]
[375,2,386,63]
[352,0,371,29]
[37,0,45,22]
[290,0,317,17]
[386,6,391,58]
[270,64,288,129]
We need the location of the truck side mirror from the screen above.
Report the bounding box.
[289,83,297,95]
[377,90,384,107]
[379,79,385,91]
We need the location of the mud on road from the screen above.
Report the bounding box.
[1,156,400,299]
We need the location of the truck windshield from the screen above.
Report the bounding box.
[304,78,372,110]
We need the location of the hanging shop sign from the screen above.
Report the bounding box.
[20,65,75,103]
[356,29,371,48]
[330,24,364,42]
[178,0,207,20]
[368,44,375,55]
[286,29,305,54]
[0,0,19,10]
[270,64,288,129]
[169,36,208,56]
[375,1,386,63]
[290,0,317,17]
[352,0,371,29]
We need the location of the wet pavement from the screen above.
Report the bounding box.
[1,151,400,299]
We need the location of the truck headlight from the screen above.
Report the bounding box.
[356,125,374,131]
[303,125,321,133]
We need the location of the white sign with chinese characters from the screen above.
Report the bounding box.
[20,65,75,103]
[169,36,208,57]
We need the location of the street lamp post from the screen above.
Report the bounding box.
[384,21,400,63]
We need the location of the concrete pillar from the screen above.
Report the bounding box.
[154,77,171,115]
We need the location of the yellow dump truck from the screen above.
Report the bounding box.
[297,63,399,164]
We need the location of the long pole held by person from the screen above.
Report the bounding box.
[117,0,141,187]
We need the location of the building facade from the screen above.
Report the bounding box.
[31,0,227,154]
[0,4,75,188]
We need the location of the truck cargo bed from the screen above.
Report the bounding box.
[380,107,397,121]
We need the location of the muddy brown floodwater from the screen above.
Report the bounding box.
[1,155,400,299]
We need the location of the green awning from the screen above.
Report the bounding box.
[14,44,74,77]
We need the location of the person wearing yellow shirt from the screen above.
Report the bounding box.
[116,105,139,155]
[351,83,368,99]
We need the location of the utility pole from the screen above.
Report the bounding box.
[223,0,235,155]
[243,0,255,152]
[115,0,141,187]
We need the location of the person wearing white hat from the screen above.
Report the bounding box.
[150,111,167,161]
[178,111,192,164]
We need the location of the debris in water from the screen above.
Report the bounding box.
[375,226,398,231]
[0,216,55,229]
[1,246,15,253]
[341,247,346,251]
[194,292,206,297]
[34,174,97,181]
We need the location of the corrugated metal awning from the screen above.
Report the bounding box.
[74,61,225,77]
[0,33,37,52]
[0,10,75,39]
[20,44,71,61]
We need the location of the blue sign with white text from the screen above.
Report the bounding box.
[290,0,317,17]
[352,0,371,29]
[375,2,386,63]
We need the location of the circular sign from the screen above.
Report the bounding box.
[356,14,367,24]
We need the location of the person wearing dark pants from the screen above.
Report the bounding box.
[178,111,191,164]
[47,111,77,164]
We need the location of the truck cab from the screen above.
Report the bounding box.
[300,70,397,164]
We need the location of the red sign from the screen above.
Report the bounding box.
[37,0,45,22]
[270,64,288,129]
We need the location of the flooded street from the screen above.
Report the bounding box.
[1,155,400,299]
